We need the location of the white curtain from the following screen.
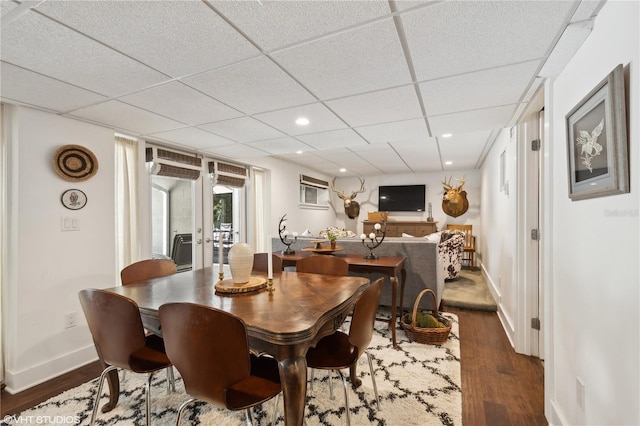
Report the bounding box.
[251,167,266,252]
[115,136,140,280]
[0,104,5,383]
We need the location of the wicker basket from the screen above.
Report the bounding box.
[401,288,451,345]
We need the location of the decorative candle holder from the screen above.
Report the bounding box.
[278,214,298,255]
[427,202,434,222]
[267,278,274,292]
[360,221,386,259]
[218,272,224,282]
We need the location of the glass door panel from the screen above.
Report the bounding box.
[151,175,194,271]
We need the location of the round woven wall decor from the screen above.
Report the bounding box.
[53,145,99,182]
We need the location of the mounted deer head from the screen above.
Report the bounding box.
[442,176,469,218]
[330,177,365,219]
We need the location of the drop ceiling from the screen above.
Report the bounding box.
[0,0,603,176]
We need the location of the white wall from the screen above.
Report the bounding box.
[333,170,481,236]
[4,106,116,392]
[480,128,518,342]
[548,1,639,424]
[244,156,338,241]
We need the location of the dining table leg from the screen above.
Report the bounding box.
[277,354,308,426]
[389,274,399,349]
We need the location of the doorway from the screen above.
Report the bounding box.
[211,184,244,268]
[151,175,195,271]
[516,88,544,358]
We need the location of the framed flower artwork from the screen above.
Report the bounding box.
[565,64,629,201]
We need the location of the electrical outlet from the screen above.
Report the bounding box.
[576,377,585,410]
[64,312,78,329]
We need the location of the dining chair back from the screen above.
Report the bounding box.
[296,255,349,276]
[305,278,384,425]
[121,259,177,285]
[78,289,173,426]
[159,302,281,425]
[252,253,283,273]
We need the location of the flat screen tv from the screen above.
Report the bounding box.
[378,184,426,212]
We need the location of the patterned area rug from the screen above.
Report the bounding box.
[4,312,461,426]
[442,269,497,312]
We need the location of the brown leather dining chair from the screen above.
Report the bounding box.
[78,288,173,426]
[120,258,177,285]
[159,302,282,426]
[306,277,384,425]
[120,258,177,390]
[252,253,283,274]
[295,255,349,276]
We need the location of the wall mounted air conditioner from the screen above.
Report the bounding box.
[300,174,329,189]
[146,146,203,180]
[209,160,248,187]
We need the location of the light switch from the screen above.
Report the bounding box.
[61,216,80,231]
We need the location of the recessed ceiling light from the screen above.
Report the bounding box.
[339,168,347,173]
[442,133,452,138]
[296,150,303,154]
[295,117,310,126]
[445,161,453,165]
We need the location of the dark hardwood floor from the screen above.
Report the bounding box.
[447,306,546,426]
[1,307,545,424]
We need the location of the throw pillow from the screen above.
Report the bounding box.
[426,232,442,243]
[402,233,415,238]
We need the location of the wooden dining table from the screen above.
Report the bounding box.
[276,251,407,348]
[101,267,370,426]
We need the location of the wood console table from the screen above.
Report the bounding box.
[363,220,438,237]
[276,252,406,349]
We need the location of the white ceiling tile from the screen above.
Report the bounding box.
[69,101,184,135]
[429,104,518,137]
[204,143,271,160]
[119,82,242,126]
[355,118,430,145]
[1,62,108,112]
[1,0,19,17]
[439,130,492,168]
[351,144,411,174]
[183,56,315,115]
[1,12,169,96]
[310,149,375,175]
[391,141,442,172]
[326,85,423,127]
[254,103,346,136]
[198,116,285,143]
[148,127,234,150]
[420,61,541,116]
[296,129,368,151]
[247,137,313,155]
[35,1,260,77]
[272,18,412,99]
[212,1,391,51]
[402,1,577,80]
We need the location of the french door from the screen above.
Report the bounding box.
[150,174,203,270]
[148,149,259,272]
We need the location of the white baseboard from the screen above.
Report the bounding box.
[548,399,569,426]
[4,345,98,394]
[480,261,516,347]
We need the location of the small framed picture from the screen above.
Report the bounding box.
[565,64,629,201]
[61,189,87,210]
